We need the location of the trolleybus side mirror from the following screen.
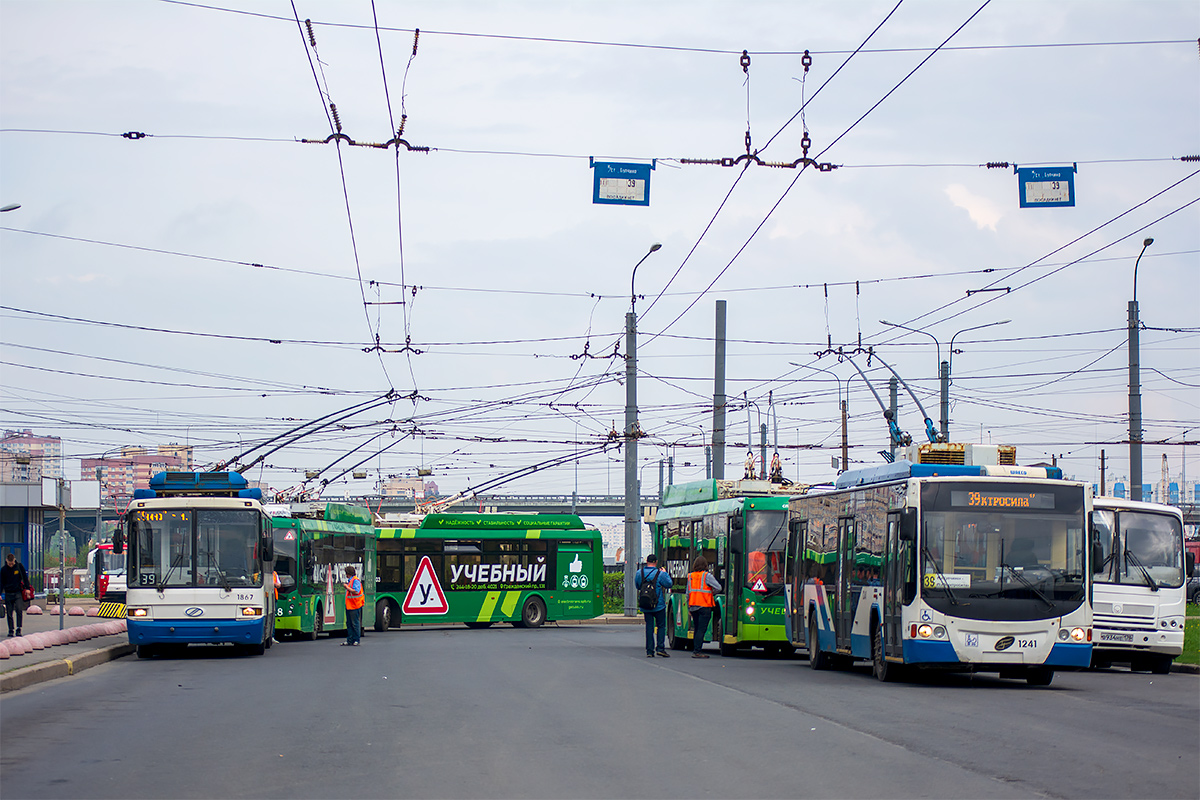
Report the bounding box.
[1092,541,1105,572]
[729,516,744,554]
[112,527,125,555]
[898,508,917,542]
[1187,551,1195,579]
[261,522,274,563]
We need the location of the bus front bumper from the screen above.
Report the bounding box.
[128,617,265,645]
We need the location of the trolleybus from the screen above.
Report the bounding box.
[268,501,377,639]
[120,471,276,657]
[1091,497,1189,673]
[88,540,127,602]
[787,444,1093,685]
[653,479,798,656]
[374,512,603,629]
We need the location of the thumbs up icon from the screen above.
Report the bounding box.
[569,554,582,573]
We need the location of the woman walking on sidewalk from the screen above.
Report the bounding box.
[2,552,31,637]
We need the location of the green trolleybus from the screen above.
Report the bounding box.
[374,512,603,629]
[268,501,377,639]
[653,479,799,656]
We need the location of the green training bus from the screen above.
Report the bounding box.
[653,479,799,656]
[373,512,604,629]
[269,502,377,639]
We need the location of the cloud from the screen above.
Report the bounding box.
[945,184,1003,231]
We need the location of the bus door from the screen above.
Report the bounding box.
[883,513,904,659]
[725,513,742,641]
[836,516,856,651]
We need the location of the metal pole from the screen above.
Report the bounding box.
[58,480,66,631]
[712,301,727,480]
[759,423,767,481]
[624,309,639,615]
[889,378,899,460]
[1129,298,1142,500]
[705,445,712,479]
[1099,449,1106,497]
[939,360,950,442]
[840,400,849,473]
[658,459,664,502]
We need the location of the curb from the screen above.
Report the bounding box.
[1170,662,1199,674]
[0,643,136,694]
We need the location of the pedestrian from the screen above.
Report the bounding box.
[687,555,722,659]
[635,554,674,658]
[342,565,364,646]
[2,552,31,638]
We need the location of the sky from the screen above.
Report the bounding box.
[1,0,1197,503]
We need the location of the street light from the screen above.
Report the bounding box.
[0,204,20,212]
[624,242,662,616]
[1130,237,1154,501]
[881,318,1009,441]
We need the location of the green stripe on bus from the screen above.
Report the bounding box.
[478,591,503,621]
[502,591,521,617]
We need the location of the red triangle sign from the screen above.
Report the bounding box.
[751,578,767,593]
[402,555,449,615]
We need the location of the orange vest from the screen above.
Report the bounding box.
[688,571,715,608]
[345,576,364,610]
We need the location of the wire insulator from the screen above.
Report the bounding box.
[330,103,342,132]
[800,132,811,157]
[121,131,147,140]
[985,161,1010,168]
[740,50,751,73]
[1180,154,1200,162]
[801,49,812,73]
[745,130,752,153]
[397,114,407,137]
[412,28,420,56]
[305,19,317,48]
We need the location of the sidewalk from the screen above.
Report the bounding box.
[1,598,134,693]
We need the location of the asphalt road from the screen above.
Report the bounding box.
[1,624,1196,799]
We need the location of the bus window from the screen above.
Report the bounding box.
[745,509,787,586]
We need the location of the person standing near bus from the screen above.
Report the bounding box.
[635,554,674,658]
[2,552,31,637]
[342,566,364,646]
[687,556,722,659]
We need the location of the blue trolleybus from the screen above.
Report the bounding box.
[119,471,276,658]
[786,444,1093,685]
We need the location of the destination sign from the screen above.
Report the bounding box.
[950,490,1055,510]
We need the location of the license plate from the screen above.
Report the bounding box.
[1099,631,1134,643]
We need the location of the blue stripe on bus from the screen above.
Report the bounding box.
[902,638,960,663]
[1044,642,1092,668]
[128,618,266,645]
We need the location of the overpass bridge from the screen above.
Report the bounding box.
[371,493,660,518]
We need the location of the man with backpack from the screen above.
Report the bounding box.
[634,554,674,658]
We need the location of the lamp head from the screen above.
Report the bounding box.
[1142,237,1153,248]
[649,243,662,252]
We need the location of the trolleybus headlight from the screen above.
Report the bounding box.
[1069,627,1086,642]
[933,626,947,639]
[917,624,934,639]
[745,603,755,619]
[1058,628,1070,641]
[128,607,149,618]
[240,606,263,617]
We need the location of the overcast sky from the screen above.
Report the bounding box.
[1,0,1197,501]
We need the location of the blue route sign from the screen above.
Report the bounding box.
[591,159,653,206]
[1017,164,1076,208]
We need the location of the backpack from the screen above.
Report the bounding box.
[637,568,661,611]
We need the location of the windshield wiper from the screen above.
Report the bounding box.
[157,552,186,593]
[1123,550,1159,592]
[921,543,958,605]
[999,560,1055,610]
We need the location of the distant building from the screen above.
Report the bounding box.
[380,477,435,500]
[81,444,194,506]
[0,429,64,482]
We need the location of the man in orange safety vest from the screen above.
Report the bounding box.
[342,566,364,646]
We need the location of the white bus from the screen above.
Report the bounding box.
[87,542,127,602]
[786,446,1093,686]
[1091,497,1189,674]
[118,471,276,658]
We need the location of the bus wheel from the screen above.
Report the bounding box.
[872,625,899,682]
[808,615,831,670]
[305,605,323,641]
[1146,655,1173,675]
[136,644,157,659]
[245,640,266,656]
[520,596,546,628]
[1026,667,1054,686]
[374,599,393,632]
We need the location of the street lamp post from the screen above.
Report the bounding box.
[1130,237,1154,501]
[624,243,662,616]
[882,319,1009,442]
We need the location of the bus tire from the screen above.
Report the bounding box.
[1146,654,1173,675]
[245,640,266,656]
[1026,667,1054,686]
[374,599,393,632]
[872,623,900,682]
[136,644,157,659]
[520,596,546,628]
[808,614,831,671]
[304,604,323,641]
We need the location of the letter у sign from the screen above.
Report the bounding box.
[1016,164,1076,208]
[591,159,654,206]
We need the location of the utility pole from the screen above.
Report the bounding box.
[712,300,727,480]
[889,378,899,460]
[939,360,950,442]
[840,399,849,473]
[1099,450,1106,496]
[1129,238,1153,501]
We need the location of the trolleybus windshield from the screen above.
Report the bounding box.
[745,509,787,587]
[919,482,1086,620]
[1092,509,1184,589]
[132,508,263,588]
